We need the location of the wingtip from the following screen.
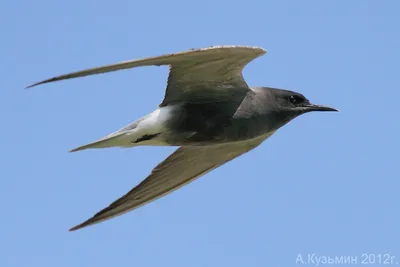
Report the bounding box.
[69,226,79,232]
[25,77,61,89]
[25,83,37,89]
[25,81,48,89]
[69,217,99,231]
[68,144,89,152]
[69,224,84,232]
[69,215,106,231]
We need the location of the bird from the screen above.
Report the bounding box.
[27,45,338,231]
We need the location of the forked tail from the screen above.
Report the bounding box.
[69,132,128,152]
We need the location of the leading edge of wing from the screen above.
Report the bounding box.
[25,45,266,89]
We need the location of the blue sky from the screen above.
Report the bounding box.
[2,0,399,266]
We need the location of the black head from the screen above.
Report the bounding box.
[264,87,338,114]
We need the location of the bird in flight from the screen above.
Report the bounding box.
[27,45,338,231]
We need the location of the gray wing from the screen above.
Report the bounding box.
[69,135,269,231]
[26,45,266,106]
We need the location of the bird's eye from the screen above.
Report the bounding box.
[288,95,304,105]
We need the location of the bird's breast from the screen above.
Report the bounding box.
[165,102,274,145]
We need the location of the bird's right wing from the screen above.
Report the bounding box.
[26,45,266,105]
[69,134,272,231]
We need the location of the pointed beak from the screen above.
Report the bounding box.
[292,103,339,113]
[304,104,339,112]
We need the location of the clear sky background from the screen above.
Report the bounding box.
[1,0,399,266]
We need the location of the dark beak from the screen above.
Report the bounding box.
[302,104,339,112]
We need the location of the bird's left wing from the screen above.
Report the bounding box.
[26,45,266,105]
[69,134,271,231]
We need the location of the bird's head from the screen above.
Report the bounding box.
[261,87,339,114]
[250,87,338,131]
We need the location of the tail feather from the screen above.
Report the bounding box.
[69,133,128,152]
[68,108,172,152]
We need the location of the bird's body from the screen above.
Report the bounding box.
[27,45,338,231]
[72,87,298,151]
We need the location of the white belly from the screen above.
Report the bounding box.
[124,104,180,146]
[69,105,182,152]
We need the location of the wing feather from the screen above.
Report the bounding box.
[69,135,270,231]
[26,45,266,105]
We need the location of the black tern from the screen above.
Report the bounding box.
[27,45,338,231]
